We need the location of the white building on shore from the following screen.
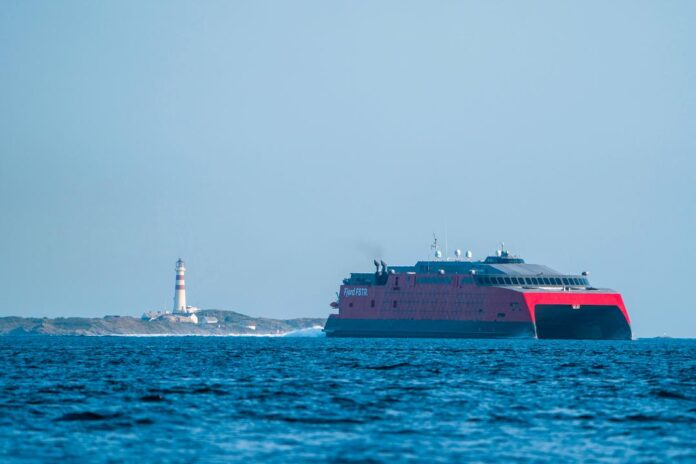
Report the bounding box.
[142,259,202,324]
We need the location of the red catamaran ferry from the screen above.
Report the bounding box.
[324,242,631,340]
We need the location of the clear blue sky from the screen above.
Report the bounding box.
[1,2,694,337]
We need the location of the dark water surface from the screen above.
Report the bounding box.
[0,337,694,462]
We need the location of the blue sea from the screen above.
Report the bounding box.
[1,337,694,463]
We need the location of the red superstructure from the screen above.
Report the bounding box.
[324,246,631,340]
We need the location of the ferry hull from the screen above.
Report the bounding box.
[325,301,632,340]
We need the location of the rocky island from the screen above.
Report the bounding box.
[0,309,326,336]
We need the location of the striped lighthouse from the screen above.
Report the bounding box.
[173,259,186,313]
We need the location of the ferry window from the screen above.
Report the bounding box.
[542,278,551,285]
[530,278,538,285]
[524,278,532,285]
[393,300,397,308]
[504,277,512,285]
[395,277,399,286]
[583,278,589,285]
[572,278,579,285]
[349,302,353,307]
[371,299,375,308]
[562,278,570,285]
[554,278,562,285]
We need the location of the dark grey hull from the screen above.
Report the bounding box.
[323,317,536,339]
[534,305,632,340]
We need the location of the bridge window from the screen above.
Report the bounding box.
[504,277,512,285]
[562,278,570,285]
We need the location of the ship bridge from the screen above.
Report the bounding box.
[343,250,591,289]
